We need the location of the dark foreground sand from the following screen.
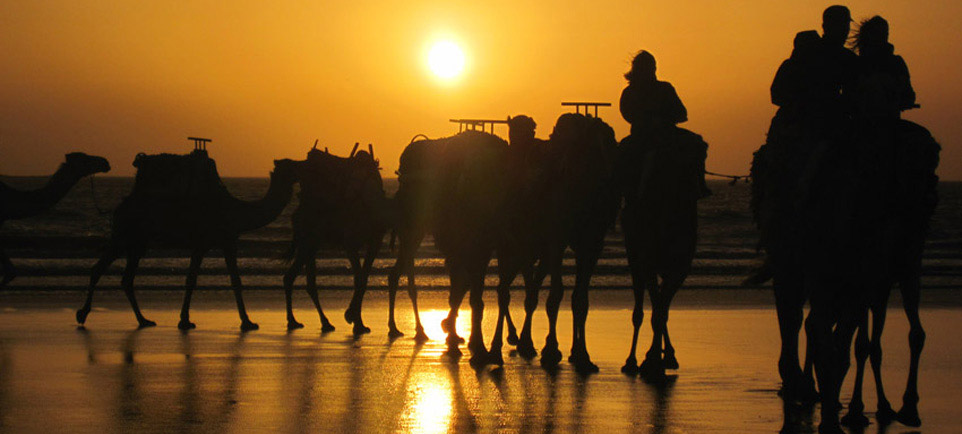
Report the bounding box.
[0,289,960,433]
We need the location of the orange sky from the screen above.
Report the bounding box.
[1,1,959,179]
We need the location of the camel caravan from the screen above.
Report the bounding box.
[0,7,943,431]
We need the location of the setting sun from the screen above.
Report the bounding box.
[427,40,466,81]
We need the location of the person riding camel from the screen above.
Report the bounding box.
[619,50,711,198]
[852,16,916,120]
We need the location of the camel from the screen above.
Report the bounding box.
[501,113,620,373]
[281,143,390,334]
[0,152,111,286]
[618,129,705,380]
[387,130,510,364]
[75,150,298,330]
[838,120,939,429]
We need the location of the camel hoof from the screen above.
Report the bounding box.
[76,309,90,325]
[138,319,157,329]
[817,420,845,434]
[507,331,520,346]
[445,344,463,359]
[352,323,371,335]
[540,346,562,369]
[639,357,665,381]
[469,350,490,369]
[388,328,404,340]
[621,357,639,375]
[516,341,537,359]
[178,320,197,331]
[875,402,897,424]
[896,405,921,427]
[487,349,505,366]
[570,354,599,374]
[841,410,870,429]
[287,320,304,331]
[321,323,336,333]
[664,351,679,370]
[414,328,429,343]
[240,321,259,331]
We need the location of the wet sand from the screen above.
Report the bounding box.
[1,289,960,433]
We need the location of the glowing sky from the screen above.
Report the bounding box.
[1,1,959,179]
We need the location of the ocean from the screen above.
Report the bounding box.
[2,177,961,291]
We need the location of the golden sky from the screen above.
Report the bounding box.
[1,1,959,179]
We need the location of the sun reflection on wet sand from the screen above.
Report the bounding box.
[0,290,960,433]
[399,372,453,434]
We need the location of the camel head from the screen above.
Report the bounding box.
[64,152,111,177]
[271,158,299,187]
[348,144,385,202]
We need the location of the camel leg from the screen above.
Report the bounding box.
[121,245,154,328]
[896,275,924,427]
[652,274,684,375]
[505,267,535,346]
[841,308,871,428]
[467,256,490,367]
[224,244,257,331]
[177,248,207,330]
[304,254,335,332]
[808,297,843,434]
[800,310,819,403]
[445,264,468,357]
[621,234,648,374]
[345,249,371,335]
[77,243,121,325]
[568,246,600,374]
[389,228,425,340]
[774,276,810,401]
[540,248,565,369]
[407,255,427,342]
[282,250,308,330]
[517,260,547,359]
[0,249,15,287]
[489,258,521,366]
[868,291,897,423]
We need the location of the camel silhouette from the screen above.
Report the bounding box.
[281,143,390,334]
[839,119,938,429]
[617,129,705,380]
[75,150,298,330]
[387,130,510,365]
[510,113,620,373]
[0,152,110,286]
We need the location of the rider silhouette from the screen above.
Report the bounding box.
[852,16,916,119]
[619,50,710,197]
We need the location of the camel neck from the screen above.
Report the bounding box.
[36,163,84,209]
[233,172,294,232]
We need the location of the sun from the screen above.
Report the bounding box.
[427,40,466,81]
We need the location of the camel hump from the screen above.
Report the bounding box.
[397,130,508,181]
[132,150,226,198]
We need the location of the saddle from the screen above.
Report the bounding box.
[131,149,227,199]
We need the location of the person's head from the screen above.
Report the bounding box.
[822,5,852,47]
[508,115,537,145]
[793,30,821,59]
[625,50,656,84]
[854,15,889,54]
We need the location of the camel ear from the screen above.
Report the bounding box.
[350,142,359,158]
[368,143,374,157]
[325,147,329,153]
[312,139,318,150]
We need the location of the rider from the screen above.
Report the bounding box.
[619,50,710,198]
[770,6,858,141]
[852,15,916,119]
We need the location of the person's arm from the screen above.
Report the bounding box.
[771,60,796,107]
[665,83,688,124]
[620,87,641,125]
[894,55,917,110]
